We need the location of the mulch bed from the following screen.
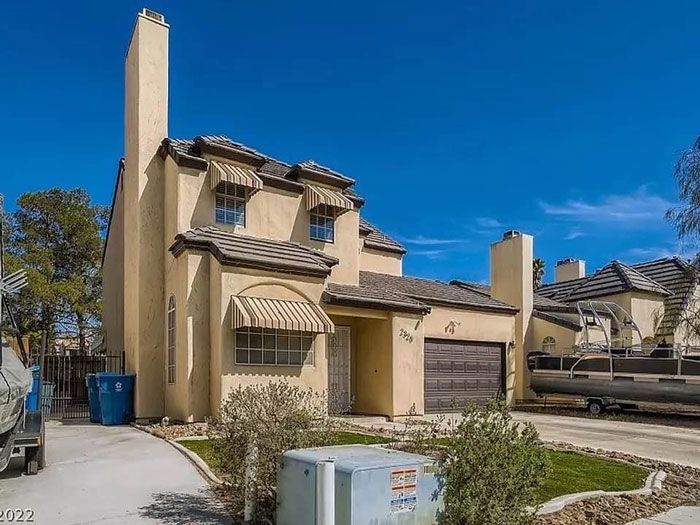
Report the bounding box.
[536,443,700,525]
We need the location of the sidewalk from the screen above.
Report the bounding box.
[628,506,700,524]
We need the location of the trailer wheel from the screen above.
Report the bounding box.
[587,399,605,415]
[24,447,39,476]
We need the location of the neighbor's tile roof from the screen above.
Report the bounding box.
[323,282,429,314]
[531,310,582,332]
[170,226,338,278]
[632,257,698,337]
[359,218,406,254]
[537,261,671,302]
[450,280,575,313]
[360,272,518,313]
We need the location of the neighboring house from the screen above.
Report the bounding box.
[537,257,699,346]
[103,11,538,422]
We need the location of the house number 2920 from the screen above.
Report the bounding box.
[399,328,414,343]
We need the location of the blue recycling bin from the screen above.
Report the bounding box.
[25,366,41,411]
[97,373,135,425]
[86,373,109,423]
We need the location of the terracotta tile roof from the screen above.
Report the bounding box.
[359,218,406,254]
[170,226,338,277]
[323,282,429,314]
[360,272,518,313]
[632,257,698,337]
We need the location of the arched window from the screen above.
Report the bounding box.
[542,336,556,352]
[167,295,176,384]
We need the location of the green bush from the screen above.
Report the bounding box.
[440,398,549,525]
[208,381,332,523]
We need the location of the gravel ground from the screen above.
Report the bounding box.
[138,421,209,440]
[536,444,700,525]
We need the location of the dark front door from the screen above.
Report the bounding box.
[424,339,504,413]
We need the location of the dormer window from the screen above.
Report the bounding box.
[215,183,246,226]
[310,204,335,242]
[304,184,354,243]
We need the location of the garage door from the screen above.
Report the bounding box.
[424,339,504,413]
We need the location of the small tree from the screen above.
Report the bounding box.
[533,258,546,289]
[209,381,332,523]
[439,398,549,525]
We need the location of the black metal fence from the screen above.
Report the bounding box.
[34,353,125,419]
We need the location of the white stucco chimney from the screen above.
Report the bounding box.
[490,230,533,402]
[555,258,585,283]
[122,9,169,418]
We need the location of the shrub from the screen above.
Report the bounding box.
[439,398,549,525]
[208,381,332,523]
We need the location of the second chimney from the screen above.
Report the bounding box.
[555,258,586,283]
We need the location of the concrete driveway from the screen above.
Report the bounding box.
[511,412,700,468]
[352,411,700,468]
[0,421,231,525]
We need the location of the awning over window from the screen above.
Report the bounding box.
[304,184,354,213]
[232,296,335,333]
[209,160,264,191]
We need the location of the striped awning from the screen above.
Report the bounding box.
[232,296,335,333]
[304,184,354,213]
[209,160,264,191]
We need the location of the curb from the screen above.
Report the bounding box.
[535,470,667,515]
[167,439,225,486]
[131,423,224,485]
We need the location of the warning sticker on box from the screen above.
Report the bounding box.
[390,468,417,513]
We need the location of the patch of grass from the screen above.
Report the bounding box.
[178,432,390,475]
[323,431,392,446]
[178,439,221,475]
[536,450,647,504]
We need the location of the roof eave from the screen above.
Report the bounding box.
[363,240,407,255]
[322,292,430,315]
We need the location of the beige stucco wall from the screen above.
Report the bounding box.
[169,158,360,285]
[102,177,125,358]
[526,317,579,354]
[360,245,403,275]
[213,266,329,413]
[592,292,664,345]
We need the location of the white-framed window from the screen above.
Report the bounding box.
[235,327,314,366]
[310,204,335,242]
[542,336,556,352]
[167,295,176,384]
[215,183,246,226]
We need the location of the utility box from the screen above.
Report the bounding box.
[277,444,443,525]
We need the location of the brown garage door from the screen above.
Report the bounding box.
[424,339,504,413]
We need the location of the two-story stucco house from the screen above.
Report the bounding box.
[103,11,567,421]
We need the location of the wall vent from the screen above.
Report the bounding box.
[142,8,165,23]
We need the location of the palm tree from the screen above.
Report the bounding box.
[533,258,545,289]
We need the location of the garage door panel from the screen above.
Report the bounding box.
[424,339,503,413]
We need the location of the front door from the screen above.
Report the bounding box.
[328,326,351,413]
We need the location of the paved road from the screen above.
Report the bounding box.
[0,421,231,525]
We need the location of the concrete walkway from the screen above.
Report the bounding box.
[0,421,231,525]
[628,506,700,524]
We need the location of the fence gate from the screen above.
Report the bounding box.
[36,353,125,419]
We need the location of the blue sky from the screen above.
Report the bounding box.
[1,1,698,283]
